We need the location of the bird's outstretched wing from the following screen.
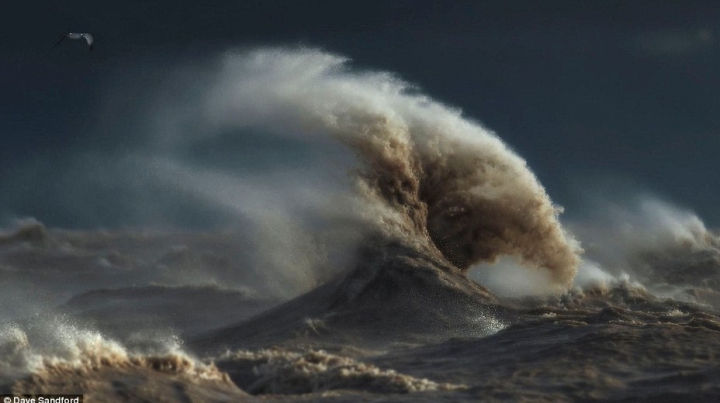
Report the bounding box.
[81,33,94,52]
[51,34,69,50]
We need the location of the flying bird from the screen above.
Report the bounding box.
[52,33,94,52]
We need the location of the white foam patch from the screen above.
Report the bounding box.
[469,256,559,297]
[572,259,617,288]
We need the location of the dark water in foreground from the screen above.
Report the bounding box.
[1,223,718,402]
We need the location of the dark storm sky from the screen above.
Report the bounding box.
[2,0,719,227]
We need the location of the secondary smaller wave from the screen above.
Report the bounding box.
[0,320,228,389]
[216,348,466,395]
[568,197,720,301]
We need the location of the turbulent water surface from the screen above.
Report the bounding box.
[2,49,719,402]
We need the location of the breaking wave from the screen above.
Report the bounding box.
[568,197,720,293]
[202,48,581,286]
[0,321,227,385]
